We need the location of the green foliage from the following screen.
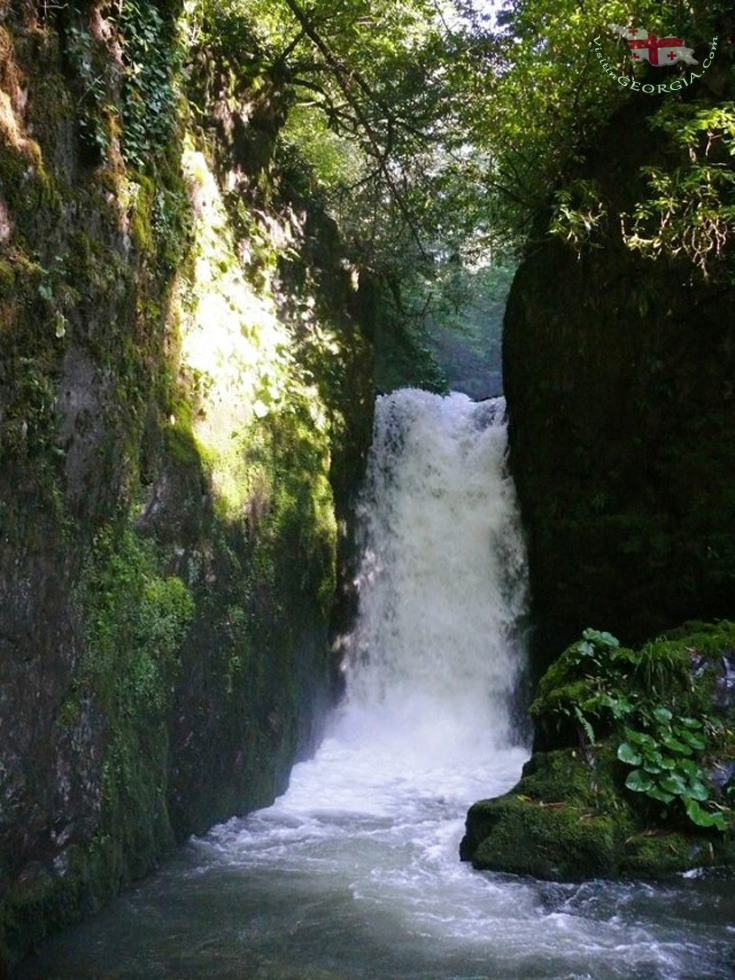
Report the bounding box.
[532,626,734,832]
[465,744,735,879]
[280,104,365,193]
[65,17,112,156]
[623,103,735,280]
[531,627,636,729]
[632,638,691,699]
[238,0,735,287]
[62,526,196,908]
[116,0,183,172]
[238,398,339,617]
[0,356,58,459]
[460,0,730,253]
[80,527,195,713]
[185,0,735,316]
[188,0,503,355]
[549,180,607,250]
[618,713,726,829]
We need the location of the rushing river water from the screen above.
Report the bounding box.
[18,391,735,980]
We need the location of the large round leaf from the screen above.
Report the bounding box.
[625,769,654,793]
[617,742,642,766]
[659,774,687,796]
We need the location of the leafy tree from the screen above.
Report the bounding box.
[187,0,735,343]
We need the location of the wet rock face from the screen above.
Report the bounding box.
[0,552,100,867]
[713,656,735,713]
[504,237,735,655]
[503,100,735,659]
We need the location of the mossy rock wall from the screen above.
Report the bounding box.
[0,4,373,970]
[503,89,735,659]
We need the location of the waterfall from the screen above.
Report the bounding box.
[272,389,530,818]
[336,389,529,765]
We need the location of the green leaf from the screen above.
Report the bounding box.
[625,769,654,793]
[625,728,655,748]
[642,760,663,775]
[601,693,634,718]
[684,798,726,831]
[679,730,706,751]
[659,774,687,796]
[582,628,619,648]
[677,717,702,730]
[652,706,673,724]
[617,742,642,766]
[574,705,595,744]
[648,786,675,804]
[660,736,692,756]
[678,758,699,777]
[685,779,709,802]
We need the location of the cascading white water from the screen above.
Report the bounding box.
[344,389,528,760]
[21,391,735,980]
[270,389,531,821]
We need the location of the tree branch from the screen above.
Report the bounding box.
[277,0,428,255]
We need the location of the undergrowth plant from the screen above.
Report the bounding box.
[531,627,732,832]
[619,709,726,830]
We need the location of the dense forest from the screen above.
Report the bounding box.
[1,0,734,973]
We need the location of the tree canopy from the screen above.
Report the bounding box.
[185,0,735,318]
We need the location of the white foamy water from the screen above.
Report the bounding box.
[18,391,735,980]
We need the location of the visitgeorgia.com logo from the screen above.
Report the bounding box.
[594,24,718,93]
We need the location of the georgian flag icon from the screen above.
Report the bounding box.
[609,24,699,66]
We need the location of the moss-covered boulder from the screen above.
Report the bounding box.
[462,747,735,880]
[461,623,735,880]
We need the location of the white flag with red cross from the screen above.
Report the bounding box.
[608,24,698,66]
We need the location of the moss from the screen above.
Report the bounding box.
[0,260,15,291]
[464,745,735,880]
[2,867,80,966]
[68,231,93,269]
[663,619,735,655]
[532,642,631,701]
[621,831,717,877]
[130,176,156,256]
[631,638,694,701]
[164,421,201,466]
[519,746,621,810]
[68,527,195,898]
[0,4,375,966]
[472,797,620,880]
[530,622,735,754]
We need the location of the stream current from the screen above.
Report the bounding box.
[19,391,735,979]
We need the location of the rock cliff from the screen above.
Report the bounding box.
[0,2,373,968]
[504,86,735,656]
